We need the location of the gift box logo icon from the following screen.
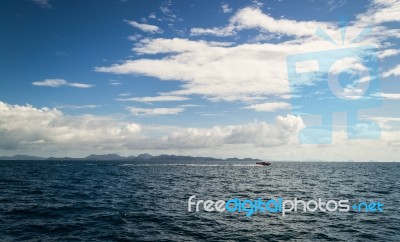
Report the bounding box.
[286,24,381,144]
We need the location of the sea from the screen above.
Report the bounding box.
[0,160,399,241]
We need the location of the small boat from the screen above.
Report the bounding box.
[256,161,271,166]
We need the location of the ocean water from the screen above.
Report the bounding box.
[0,160,399,241]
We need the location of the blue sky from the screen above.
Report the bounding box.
[0,0,399,160]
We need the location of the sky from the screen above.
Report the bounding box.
[0,0,399,161]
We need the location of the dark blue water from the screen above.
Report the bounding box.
[0,161,399,241]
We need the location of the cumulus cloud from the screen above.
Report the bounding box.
[225,115,304,146]
[1,101,399,161]
[125,20,163,33]
[32,79,94,88]
[161,114,304,148]
[0,101,140,151]
[0,101,303,154]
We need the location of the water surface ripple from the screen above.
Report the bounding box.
[0,161,399,241]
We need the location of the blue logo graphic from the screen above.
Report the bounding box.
[188,196,384,217]
[286,21,381,144]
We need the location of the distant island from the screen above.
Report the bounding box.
[0,153,261,162]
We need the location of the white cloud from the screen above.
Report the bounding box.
[128,34,143,41]
[382,64,400,78]
[356,0,400,25]
[0,101,140,151]
[364,115,400,130]
[96,36,371,102]
[32,79,94,88]
[131,38,233,54]
[191,7,334,37]
[377,49,400,59]
[372,92,400,100]
[180,104,202,108]
[221,3,232,13]
[117,95,189,103]
[245,102,290,112]
[109,80,122,86]
[159,1,182,23]
[125,20,163,33]
[148,13,156,19]
[128,106,184,116]
[56,105,101,110]
[224,115,304,147]
[366,116,400,122]
[161,114,304,148]
[190,26,235,37]
[32,79,67,87]
[68,83,94,88]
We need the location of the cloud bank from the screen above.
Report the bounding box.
[1,100,399,161]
